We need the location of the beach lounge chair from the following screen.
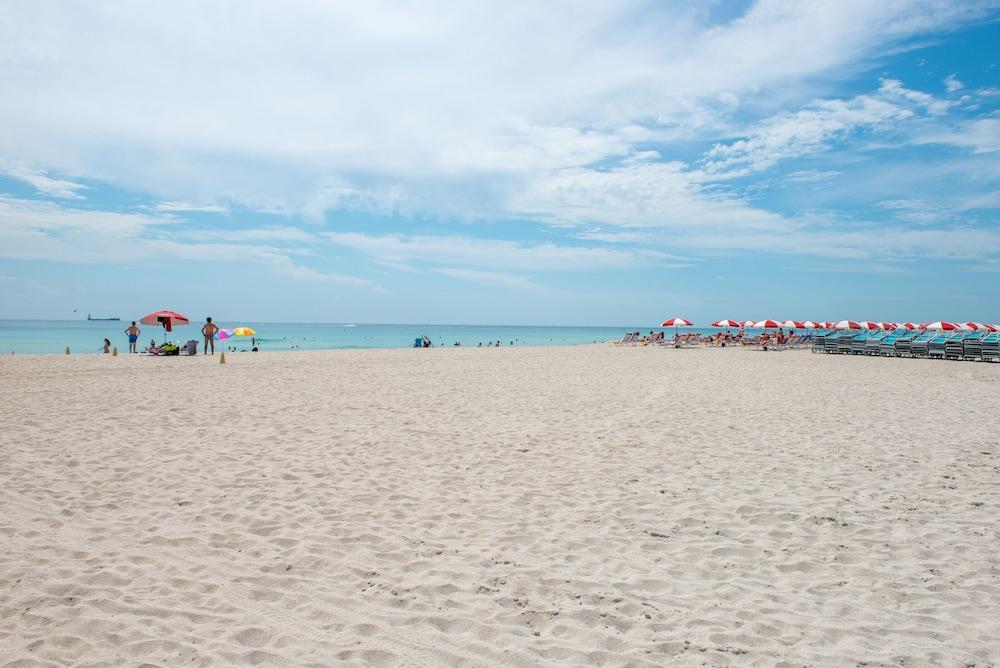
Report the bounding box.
[944,333,966,360]
[615,331,638,346]
[864,331,885,354]
[834,333,853,354]
[926,334,949,359]
[879,331,901,356]
[647,331,665,346]
[909,332,935,358]
[894,333,914,356]
[981,333,1000,361]
[961,332,985,360]
[811,332,830,352]
[850,333,869,354]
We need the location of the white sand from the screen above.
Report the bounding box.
[1,346,998,666]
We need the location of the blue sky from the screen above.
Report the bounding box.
[1,1,998,325]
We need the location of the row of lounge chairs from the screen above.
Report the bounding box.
[812,330,1000,361]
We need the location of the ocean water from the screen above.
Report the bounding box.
[0,320,732,355]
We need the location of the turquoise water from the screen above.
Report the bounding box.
[0,320,732,354]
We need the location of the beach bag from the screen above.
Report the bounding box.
[161,343,180,356]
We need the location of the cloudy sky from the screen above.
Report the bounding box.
[1,0,998,325]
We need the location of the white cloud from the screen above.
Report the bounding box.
[512,160,788,230]
[0,163,88,199]
[173,226,319,244]
[0,1,992,218]
[878,78,953,115]
[681,225,1000,261]
[944,74,964,93]
[324,231,655,271]
[701,80,956,178]
[879,199,961,225]
[783,170,840,184]
[913,118,1000,154]
[0,197,375,287]
[435,268,539,290]
[573,230,654,243]
[0,1,996,288]
[153,201,228,213]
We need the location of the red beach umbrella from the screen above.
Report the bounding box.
[923,321,958,331]
[799,321,822,329]
[753,319,782,329]
[986,324,999,332]
[834,320,862,330]
[140,310,190,334]
[878,322,896,330]
[858,321,883,330]
[895,322,917,330]
[780,320,802,329]
[741,320,756,328]
[711,319,741,327]
[960,322,985,331]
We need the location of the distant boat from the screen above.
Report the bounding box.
[86,314,120,321]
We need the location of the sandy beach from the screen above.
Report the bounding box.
[1,345,998,666]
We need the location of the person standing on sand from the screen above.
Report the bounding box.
[202,317,219,355]
[125,321,140,353]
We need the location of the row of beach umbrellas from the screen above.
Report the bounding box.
[138,310,255,339]
[661,317,999,331]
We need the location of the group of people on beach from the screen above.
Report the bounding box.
[101,317,224,355]
[420,337,517,348]
[631,327,798,350]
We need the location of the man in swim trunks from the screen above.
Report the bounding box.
[202,317,219,355]
[125,321,141,353]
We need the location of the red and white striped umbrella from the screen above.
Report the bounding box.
[894,322,917,330]
[661,317,693,327]
[858,321,883,330]
[834,320,862,330]
[753,319,782,329]
[823,321,837,329]
[878,322,897,330]
[986,324,999,332]
[923,321,958,331]
[711,319,741,328]
[799,321,823,329]
[780,320,802,328]
[959,322,986,331]
[741,320,756,327]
